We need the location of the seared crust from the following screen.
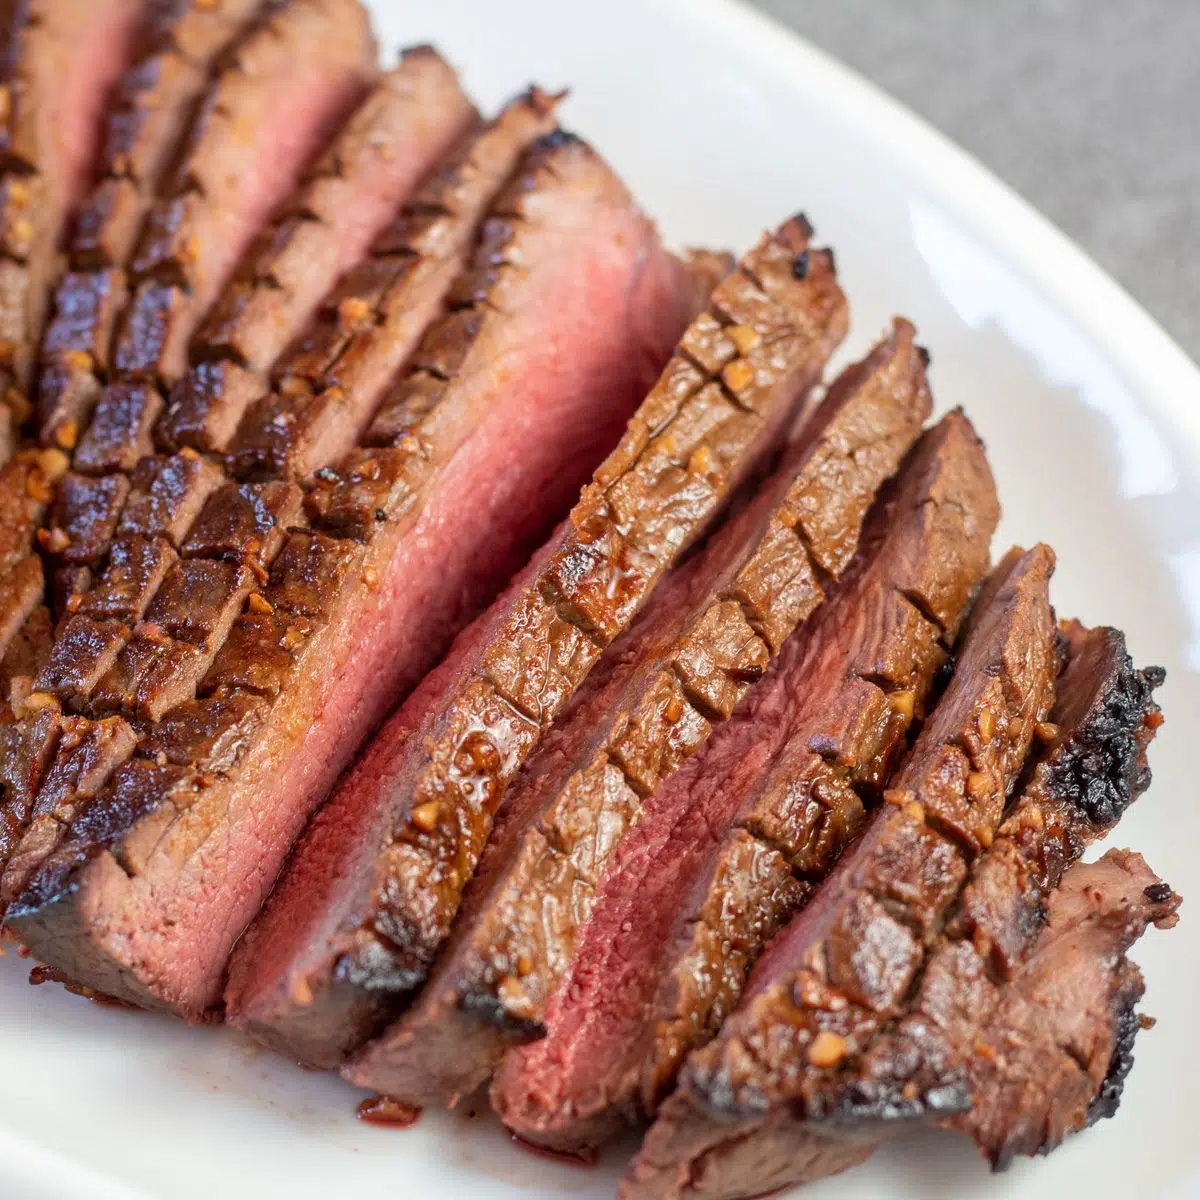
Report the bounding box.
[331,217,848,1034]
[9,131,703,1017]
[36,0,271,448]
[216,212,845,1065]
[0,0,145,415]
[489,411,999,1151]
[353,319,936,1107]
[0,0,379,899]
[621,553,1175,1199]
[191,46,478,377]
[221,86,560,478]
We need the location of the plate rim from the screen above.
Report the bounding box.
[689,0,1200,450]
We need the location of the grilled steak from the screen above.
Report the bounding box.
[0,89,560,905]
[620,545,1066,1198]
[490,410,998,1151]
[0,0,382,915]
[0,0,145,417]
[623,850,1177,1200]
[222,88,561,481]
[190,46,476,379]
[6,130,705,1017]
[36,0,277,452]
[226,217,848,1067]
[346,318,934,1102]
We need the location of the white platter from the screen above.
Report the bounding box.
[3,1,1198,1197]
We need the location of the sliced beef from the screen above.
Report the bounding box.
[344,318,935,1101]
[37,0,284,449]
[110,0,376,384]
[620,546,1065,1197]
[37,0,377,442]
[0,445,67,660]
[189,45,476,376]
[224,215,848,1065]
[25,0,377,651]
[0,0,145,414]
[622,852,1177,1200]
[945,850,1178,1162]
[220,86,561,479]
[3,93,560,893]
[488,410,998,1151]
[7,131,711,1018]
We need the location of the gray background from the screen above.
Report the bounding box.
[750,0,1199,363]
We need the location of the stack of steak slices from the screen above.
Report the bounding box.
[0,2,729,1017]
[483,404,998,1151]
[0,8,1177,1195]
[0,0,155,698]
[622,555,1176,1199]
[340,318,942,1101]
[0,0,148,453]
[224,215,849,1065]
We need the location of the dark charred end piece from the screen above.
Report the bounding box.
[1045,620,1164,828]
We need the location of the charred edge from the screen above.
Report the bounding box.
[1043,656,1165,828]
[1086,1000,1142,1128]
[819,1075,972,1128]
[459,986,547,1039]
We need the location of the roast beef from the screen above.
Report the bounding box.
[0,0,145,415]
[0,0,384,910]
[6,129,705,1018]
[190,45,476,379]
[623,849,1177,1200]
[224,216,849,1066]
[344,318,935,1101]
[489,410,998,1152]
[619,545,1067,1198]
[36,0,277,452]
[0,87,561,904]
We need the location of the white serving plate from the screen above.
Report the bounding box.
[3,1,1198,1197]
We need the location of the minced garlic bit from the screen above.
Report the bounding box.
[726,323,761,356]
[807,1030,847,1068]
[410,801,440,833]
[721,358,756,394]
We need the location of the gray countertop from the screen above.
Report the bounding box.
[751,0,1199,363]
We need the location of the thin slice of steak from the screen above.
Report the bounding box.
[189,45,476,377]
[222,87,562,480]
[0,89,560,905]
[0,0,145,415]
[0,0,380,895]
[7,131,709,1018]
[620,546,1065,1198]
[489,410,998,1151]
[35,0,272,450]
[225,215,848,1066]
[347,318,934,1101]
[28,0,376,640]
[623,849,1177,1200]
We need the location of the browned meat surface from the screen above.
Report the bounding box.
[489,410,998,1152]
[348,318,934,1105]
[0,0,146,420]
[222,87,561,480]
[190,46,476,377]
[8,130,705,1018]
[0,87,559,906]
[21,0,377,665]
[619,548,1100,1199]
[625,848,1176,1200]
[947,850,1178,1162]
[35,0,272,451]
[226,217,848,1068]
